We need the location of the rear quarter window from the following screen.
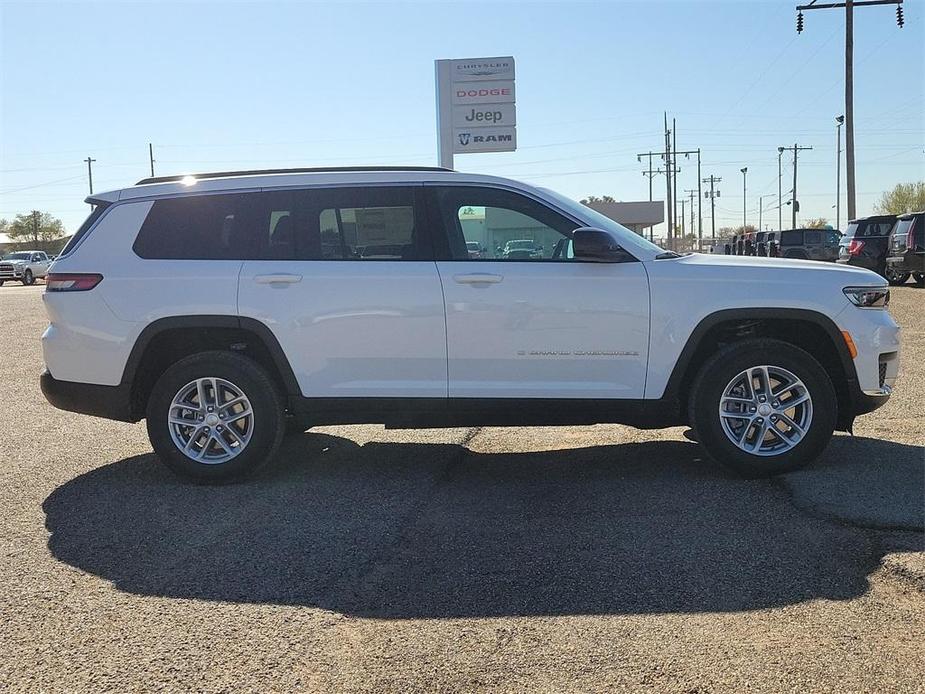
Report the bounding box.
[780,230,803,245]
[59,203,111,257]
[133,194,257,260]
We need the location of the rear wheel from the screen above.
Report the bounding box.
[146,351,285,482]
[914,272,925,286]
[885,266,910,286]
[689,339,836,477]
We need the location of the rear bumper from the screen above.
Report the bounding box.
[40,370,137,422]
[886,252,925,274]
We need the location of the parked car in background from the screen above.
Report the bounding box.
[466,241,486,259]
[0,250,52,286]
[837,214,897,278]
[777,228,841,262]
[501,239,543,259]
[886,211,925,286]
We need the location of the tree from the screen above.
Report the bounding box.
[802,218,829,229]
[875,182,925,215]
[5,211,66,248]
[580,195,616,205]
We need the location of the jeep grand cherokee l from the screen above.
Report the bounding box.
[40,167,900,481]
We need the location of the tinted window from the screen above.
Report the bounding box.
[851,221,894,238]
[431,186,577,261]
[804,231,822,245]
[134,193,257,260]
[780,230,803,245]
[297,187,423,261]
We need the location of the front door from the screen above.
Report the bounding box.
[427,185,650,399]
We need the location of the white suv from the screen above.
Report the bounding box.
[40,167,900,481]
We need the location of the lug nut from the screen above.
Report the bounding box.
[750,406,757,412]
[217,426,223,431]
[203,427,210,433]
[207,406,214,412]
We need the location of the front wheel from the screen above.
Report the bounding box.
[914,272,925,286]
[146,351,285,482]
[885,266,910,286]
[689,339,836,477]
[21,269,34,286]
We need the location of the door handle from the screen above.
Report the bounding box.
[453,273,503,285]
[254,273,302,284]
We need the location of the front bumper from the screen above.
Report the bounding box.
[40,370,137,422]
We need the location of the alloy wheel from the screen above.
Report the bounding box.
[718,365,813,457]
[167,377,254,464]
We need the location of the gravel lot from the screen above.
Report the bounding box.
[1,283,922,692]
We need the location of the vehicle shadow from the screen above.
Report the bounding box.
[43,432,923,618]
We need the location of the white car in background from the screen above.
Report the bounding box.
[0,250,52,286]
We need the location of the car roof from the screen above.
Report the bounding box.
[88,167,537,204]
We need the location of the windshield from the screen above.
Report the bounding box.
[538,187,665,257]
[3,252,31,261]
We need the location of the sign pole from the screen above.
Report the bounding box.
[435,60,455,169]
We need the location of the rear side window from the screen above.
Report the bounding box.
[295,187,425,261]
[133,194,257,260]
[780,230,803,245]
[59,203,111,257]
[804,231,822,245]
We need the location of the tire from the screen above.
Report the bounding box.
[22,269,34,286]
[885,266,909,286]
[145,350,285,482]
[914,272,925,286]
[688,339,837,477]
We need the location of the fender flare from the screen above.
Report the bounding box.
[661,307,856,401]
[120,315,300,395]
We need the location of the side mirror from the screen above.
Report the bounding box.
[572,227,633,263]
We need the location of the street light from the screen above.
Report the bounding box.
[835,115,845,231]
[740,167,748,229]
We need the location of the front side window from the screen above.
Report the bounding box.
[431,186,578,261]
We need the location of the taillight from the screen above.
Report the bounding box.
[45,273,103,292]
[846,239,864,256]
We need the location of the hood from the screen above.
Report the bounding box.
[668,252,885,285]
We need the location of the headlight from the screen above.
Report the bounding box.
[843,286,890,308]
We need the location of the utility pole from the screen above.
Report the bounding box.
[672,118,679,247]
[32,210,39,244]
[778,144,812,228]
[778,147,785,230]
[664,112,673,246]
[685,189,697,247]
[84,156,96,196]
[702,175,722,239]
[759,195,766,231]
[697,148,702,242]
[679,198,686,237]
[740,167,748,228]
[638,150,664,242]
[835,115,844,229]
[149,143,156,177]
[796,0,905,222]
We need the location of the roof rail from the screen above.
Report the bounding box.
[136,166,455,186]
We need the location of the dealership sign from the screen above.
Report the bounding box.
[436,56,516,165]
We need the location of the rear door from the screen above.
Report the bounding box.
[237,186,448,399]
[427,184,649,399]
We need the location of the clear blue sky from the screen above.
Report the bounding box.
[1,0,922,240]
